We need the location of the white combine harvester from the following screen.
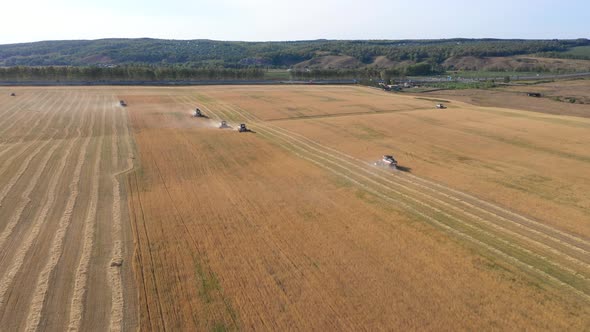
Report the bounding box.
[436,103,447,109]
[375,155,398,169]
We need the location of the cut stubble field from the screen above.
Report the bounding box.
[0,85,589,331]
[0,87,137,331]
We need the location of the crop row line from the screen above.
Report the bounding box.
[68,95,106,332]
[0,92,87,312]
[25,92,95,332]
[192,95,589,300]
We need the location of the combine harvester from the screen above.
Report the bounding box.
[218,121,254,132]
[120,100,127,107]
[436,103,447,109]
[374,155,398,170]
[193,108,206,118]
[219,120,231,129]
[237,123,252,133]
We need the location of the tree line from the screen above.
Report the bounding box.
[289,62,439,80]
[0,65,265,81]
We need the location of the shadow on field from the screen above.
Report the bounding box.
[396,165,412,173]
[238,127,256,133]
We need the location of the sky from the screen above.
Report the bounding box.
[1,0,588,44]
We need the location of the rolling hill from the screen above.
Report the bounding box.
[1,38,589,73]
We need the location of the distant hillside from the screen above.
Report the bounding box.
[0,39,590,81]
[443,55,590,72]
[1,38,590,74]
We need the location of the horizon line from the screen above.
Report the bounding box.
[1,36,589,46]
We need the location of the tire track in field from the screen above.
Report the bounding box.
[0,141,60,252]
[151,141,217,329]
[108,97,124,332]
[196,95,590,299]
[0,91,54,140]
[107,95,135,332]
[0,93,86,311]
[402,171,590,248]
[127,175,153,331]
[0,93,79,209]
[392,172,590,258]
[0,110,36,138]
[239,110,590,272]
[67,96,106,332]
[216,102,590,278]
[256,130,590,302]
[0,96,78,232]
[130,95,199,331]
[166,94,241,329]
[214,99,590,259]
[178,95,326,329]
[270,118,590,259]
[0,91,57,157]
[0,89,43,110]
[129,171,168,332]
[0,93,84,250]
[1,92,68,139]
[279,116,590,251]
[262,123,590,279]
[0,90,46,126]
[23,97,95,332]
[0,91,70,172]
[204,93,589,250]
[0,92,29,120]
[150,154,199,329]
[194,96,590,300]
[219,110,590,300]
[0,91,45,134]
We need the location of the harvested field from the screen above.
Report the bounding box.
[0,87,137,331]
[1,85,589,331]
[413,79,590,117]
[124,85,590,330]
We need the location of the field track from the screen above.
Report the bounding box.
[0,88,137,331]
[191,94,590,299]
[126,85,589,330]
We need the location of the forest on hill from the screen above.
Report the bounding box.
[2,38,589,67]
[0,38,589,81]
